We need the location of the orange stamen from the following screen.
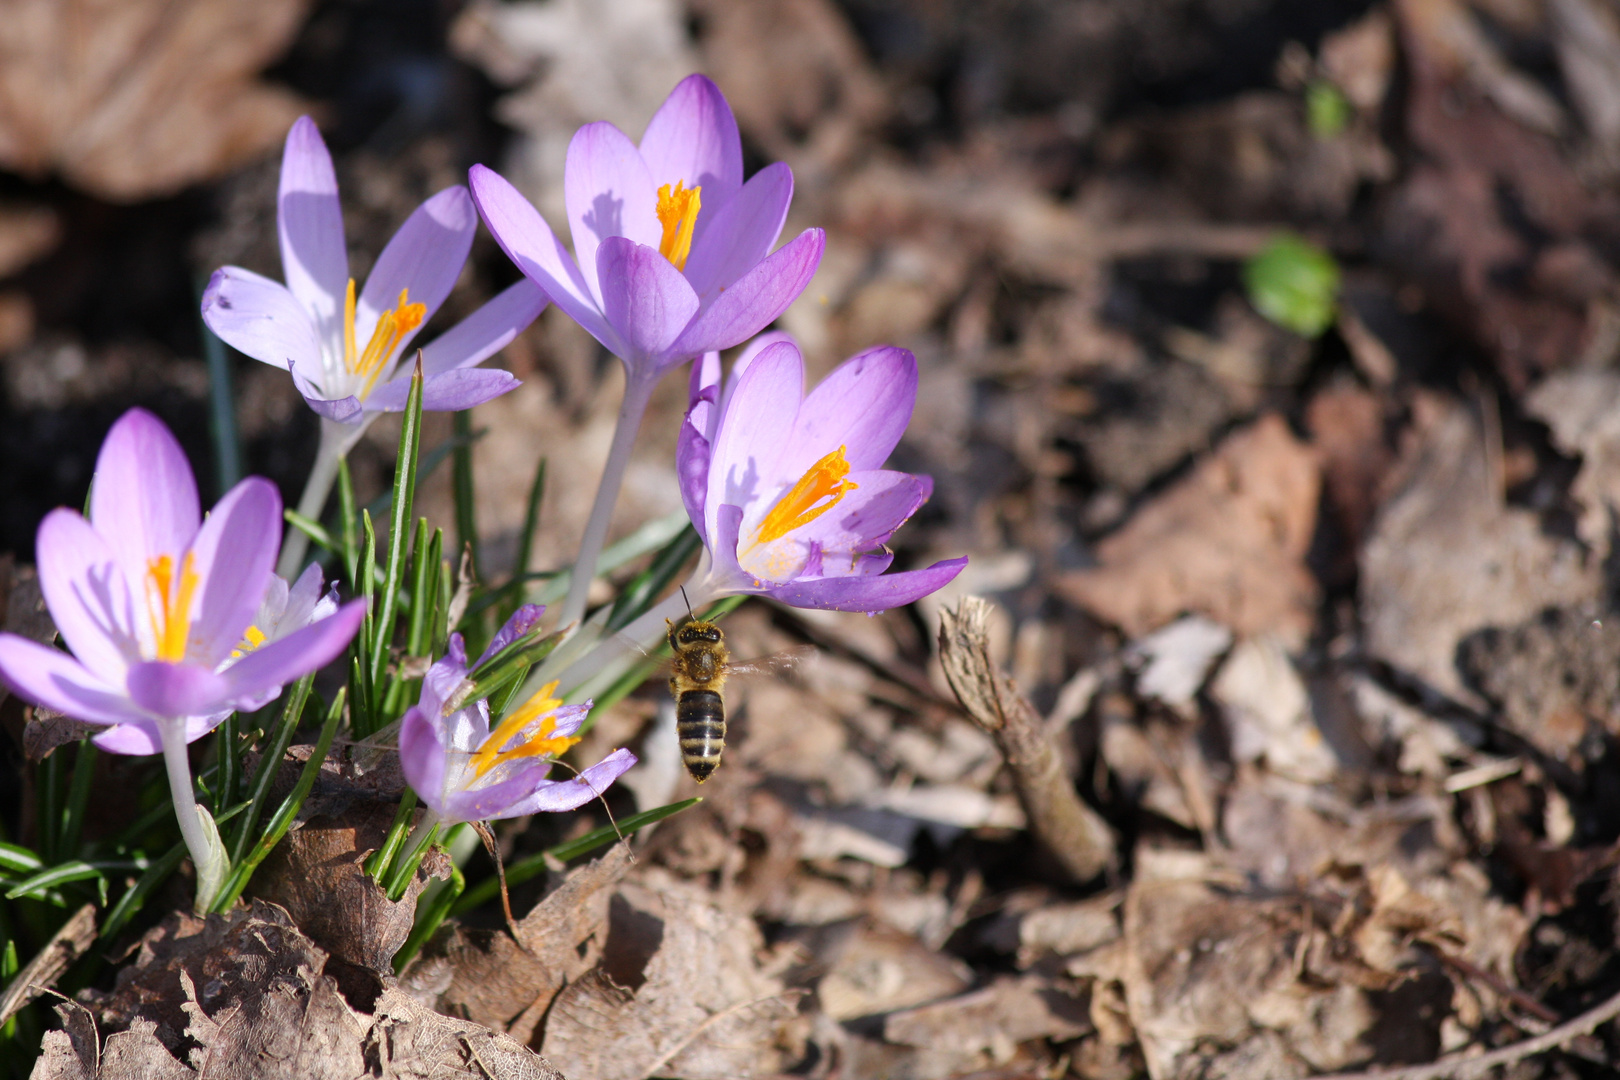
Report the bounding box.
[752,446,859,546]
[144,552,200,663]
[343,282,427,397]
[656,181,702,271]
[468,680,581,778]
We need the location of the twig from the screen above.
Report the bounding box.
[1309,981,1620,1079]
[0,903,96,1025]
[937,597,1115,881]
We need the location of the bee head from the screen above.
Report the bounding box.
[673,620,722,647]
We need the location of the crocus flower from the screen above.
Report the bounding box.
[400,605,636,824]
[470,74,827,628]
[0,409,366,756]
[202,116,543,425]
[226,563,342,712]
[469,74,824,384]
[679,335,967,612]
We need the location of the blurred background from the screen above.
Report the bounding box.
[10,0,1620,1076]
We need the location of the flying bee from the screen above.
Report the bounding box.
[666,612,807,783]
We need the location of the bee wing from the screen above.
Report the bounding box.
[724,646,816,680]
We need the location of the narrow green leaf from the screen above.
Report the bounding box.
[214,714,238,820]
[607,525,701,631]
[4,859,144,901]
[197,284,244,495]
[101,842,185,942]
[0,843,42,876]
[499,456,547,625]
[363,788,418,883]
[339,457,359,590]
[452,797,701,915]
[57,741,98,858]
[394,859,464,972]
[452,409,481,583]
[230,673,313,864]
[371,361,425,692]
[36,749,62,864]
[211,688,346,912]
[283,509,337,553]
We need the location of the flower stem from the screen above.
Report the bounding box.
[158,719,214,900]
[558,369,659,630]
[558,578,714,694]
[279,417,365,579]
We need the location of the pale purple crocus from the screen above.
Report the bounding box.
[547,335,967,698]
[678,335,967,612]
[0,409,365,899]
[399,605,636,829]
[201,116,548,576]
[469,74,826,628]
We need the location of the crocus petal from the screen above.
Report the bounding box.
[221,599,365,706]
[278,117,349,343]
[0,634,144,727]
[682,162,792,301]
[92,714,223,756]
[400,707,449,815]
[443,764,552,822]
[291,363,364,423]
[706,340,803,540]
[763,557,969,613]
[474,604,546,669]
[281,563,327,634]
[724,330,796,413]
[355,186,478,356]
[596,237,701,368]
[564,122,659,307]
[90,409,201,597]
[504,748,638,815]
[761,470,928,564]
[364,367,521,413]
[126,661,230,718]
[677,419,712,546]
[418,279,548,377]
[787,346,918,474]
[36,509,139,681]
[469,165,616,349]
[638,73,743,239]
[202,268,324,372]
[664,228,825,360]
[187,477,281,668]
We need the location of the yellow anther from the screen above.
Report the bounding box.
[752,446,859,547]
[468,680,580,778]
[656,181,702,271]
[342,280,427,398]
[144,552,200,663]
[230,624,267,660]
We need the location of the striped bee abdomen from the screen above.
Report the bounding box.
[676,689,727,782]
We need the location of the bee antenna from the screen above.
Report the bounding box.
[680,584,695,622]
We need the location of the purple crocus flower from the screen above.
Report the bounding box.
[679,335,968,613]
[400,605,636,824]
[468,74,824,382]
[0,408,366,756]
[202,116,544,424]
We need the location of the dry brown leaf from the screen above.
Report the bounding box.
[541,870,801,1080]
[249,802,448,976]
[1058,414,1321,648]
[56,901,568,1080]
[0,0,312,201]
[1360,394,1600,708]
[883,975,1091,1057]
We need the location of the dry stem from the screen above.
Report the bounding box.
[1309,981,1620,1080]
[937,596,1115,881]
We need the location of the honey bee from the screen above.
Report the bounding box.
[666,614,807,783]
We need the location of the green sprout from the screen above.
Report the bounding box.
[1306,80,1351,139]
[1243,233,1341,338]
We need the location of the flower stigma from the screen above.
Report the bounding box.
[145,553,200,663]
[467,679,581,779]
[751,445,859,547]
[656,181,702,271]
[342,279,426,396]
